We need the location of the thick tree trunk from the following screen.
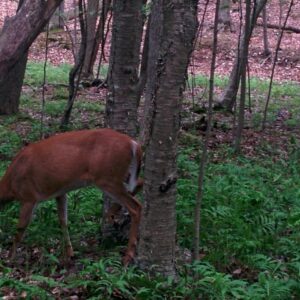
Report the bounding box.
[137,0,198,276]
[0,0,63,83]
[105,0,144,136]
[102,0,145,240]
[218,0,267,111]
[0,0,28,115]
[0,54,27,115]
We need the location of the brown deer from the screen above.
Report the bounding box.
[0,129,143,265]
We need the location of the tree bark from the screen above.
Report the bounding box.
[81,0,100,80]
[218,0,267,111]
[137,0,198,276]
[84,0,111,81]
[102,0,145,240]
[0,54,27,115]
[0,0,63,83]
[49,1,65,30]
[60,0,87,128]
[105,0,145,136]
[0,0,28,115]
[218,0,231,30]
[262,6,271,57]
[233,0,251,153]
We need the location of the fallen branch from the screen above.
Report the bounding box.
[256,22,300,34]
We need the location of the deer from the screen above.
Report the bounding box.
[0,128,143,266]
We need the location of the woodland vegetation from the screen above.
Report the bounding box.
[0,0,299,299]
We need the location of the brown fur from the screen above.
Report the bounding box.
[0,129,143,265]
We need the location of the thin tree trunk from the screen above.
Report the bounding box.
[218,0,267,111]
[49,1,64,30]
[60,0,87,128]
[136,12,150,104]
[81,0,100,80]
[233,0,251,153]
[89,0,111,80]
[193,0,219,262]
[262,0,294,130]
[138,0,198,276]
[262,6,271,57]
[218,0,231,31]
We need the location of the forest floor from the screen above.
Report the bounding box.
[1,0,299,82]
[1,0,298,156]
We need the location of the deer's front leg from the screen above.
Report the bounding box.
[105,187,142,265]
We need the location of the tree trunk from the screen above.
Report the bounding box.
[233,0,251,153]
[0,0,28,115]
[105,0,145,136]
[101,0,145,240]
[60,0,87,128]
[262,0,294,131]
[193,0,220,262]
[0,0,63,83]
[137,0,198,276]
[81,0,100,80]
[218,0,231,30]
[92,0,112,79]
[262,6,271,57]
[218,0,267,111]
[49,2,65,30]
[0,54,27,115]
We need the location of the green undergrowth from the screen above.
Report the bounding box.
[0,63,299,298]
[190,74,300,129]
[0,143,300,298]
[24,62,71,86]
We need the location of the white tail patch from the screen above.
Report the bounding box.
[124,140,139,193]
